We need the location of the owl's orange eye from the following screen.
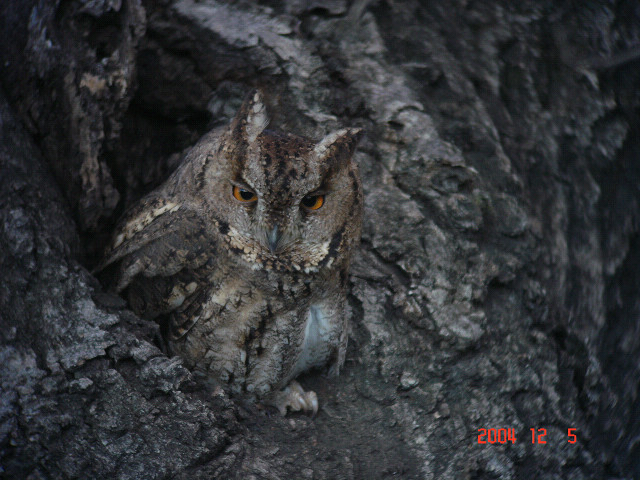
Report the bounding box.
[301,194,324,211]
[232,185,257,202]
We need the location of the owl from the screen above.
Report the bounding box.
[97,90,363,415]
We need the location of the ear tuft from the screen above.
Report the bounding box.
[313,128,363,166]
[230,89,270,144]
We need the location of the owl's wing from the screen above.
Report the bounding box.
[96,195,215,293]
[127,265,217,341]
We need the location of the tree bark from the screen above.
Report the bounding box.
[1,0,639,478]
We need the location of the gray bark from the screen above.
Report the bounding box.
[1,0,639,478]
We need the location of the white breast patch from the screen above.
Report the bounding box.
[295,305,330,375]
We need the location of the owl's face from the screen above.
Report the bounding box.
[195,92,362,273]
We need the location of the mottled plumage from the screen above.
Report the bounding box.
[98,90,363,414]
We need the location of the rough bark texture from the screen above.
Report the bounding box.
[1,1,639,478]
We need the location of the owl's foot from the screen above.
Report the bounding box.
[273,380,318,416]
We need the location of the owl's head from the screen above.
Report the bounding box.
[192,90,363,273]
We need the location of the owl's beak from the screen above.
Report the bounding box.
[267,225,282,254]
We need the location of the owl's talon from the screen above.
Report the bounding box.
[274,380,318,416]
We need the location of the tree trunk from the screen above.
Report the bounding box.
[1,1,639,478]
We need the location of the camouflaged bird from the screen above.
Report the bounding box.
[97,90,363,414]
